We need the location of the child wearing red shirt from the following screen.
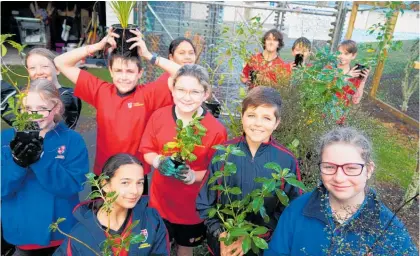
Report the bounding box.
[241,29,291,89]
[54,28,181,190]
[139,64,227,256]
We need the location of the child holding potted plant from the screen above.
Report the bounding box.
[1,48,82,129]
[54,28,181,193]
[139,64,227,256]
[197,86,302,256]
[1,79,89,255]
[53,153,170,256]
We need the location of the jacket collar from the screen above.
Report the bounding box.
[238,134,275,158]
[303,186,380,226]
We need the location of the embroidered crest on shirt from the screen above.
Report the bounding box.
[128,102,144,108]
[140,229,148,242]
[55,145,66,159]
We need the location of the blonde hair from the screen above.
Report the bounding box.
[26,79,65,123]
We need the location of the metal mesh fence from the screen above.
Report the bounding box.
[138,1,340,109]
[343,4,419,121]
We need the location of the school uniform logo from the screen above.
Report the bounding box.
[128,102,144,109]
[138,229,150,249]
[140,229,148,242]
[55,145,66,159]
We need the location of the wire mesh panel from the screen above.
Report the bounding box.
[138,1,341,110]
[345,4,420,121]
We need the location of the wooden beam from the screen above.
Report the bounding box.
[369,96,419,129]
[370,10,399,97]
[345,3,359,39]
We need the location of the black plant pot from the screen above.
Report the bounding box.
[112,24,139,58]
[204,100,221,118]
[170,157,185,169]
[14,130,41,145]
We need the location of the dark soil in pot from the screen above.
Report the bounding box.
[112,24,139,58]
[170,157,185,169]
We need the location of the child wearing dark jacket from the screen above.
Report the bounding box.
[197,87,302,256]
[53,154,170,256]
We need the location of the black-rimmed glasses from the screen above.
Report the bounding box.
[22,104,57,117]
[319,162,365,176]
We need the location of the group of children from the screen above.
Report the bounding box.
[1,27,417,256]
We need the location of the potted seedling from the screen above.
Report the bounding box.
[109,1,138,57]
[1,34,42,142]
[163,112,207,170]
[207,144,306,255]
[50,173,146,256]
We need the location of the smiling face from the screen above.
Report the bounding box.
[338,46,357,66]
[23,91,58,130]
[105,163,144,210]
[242,105,280,145]
[109,58,143,94]
[169,41,196,65]
[26,54,59,84]
[321,143,374,206]
[172,75,209,114]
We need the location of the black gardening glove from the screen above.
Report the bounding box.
[10,137,44,168]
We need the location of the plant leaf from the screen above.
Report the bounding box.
[252,226,268,236]
[284,177,306,191]
[252,236,268,249]
[242,236,252,254]
[275,189,289,206]
[264,162,282,172]
[229,187,242,195]
[230,227,248,237]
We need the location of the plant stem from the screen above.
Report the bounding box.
[56,226,101,256]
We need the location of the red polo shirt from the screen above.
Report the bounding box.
[75,70,173,175]
[139,105,227,224]
[242,53,292,89]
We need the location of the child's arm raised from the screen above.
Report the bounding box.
[54,28,119,84]
[127,29,180,77]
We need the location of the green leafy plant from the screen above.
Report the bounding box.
[163,112,207,165]
[109,1,136,29]
[1,34,42,131]
[50,173,147,256]
[292,46,356,122]
[207,144,306,254]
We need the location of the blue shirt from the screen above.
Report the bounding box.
[265,186,418,256]
[1,123,89,246]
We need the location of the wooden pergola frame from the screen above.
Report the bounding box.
[345,1,419,128]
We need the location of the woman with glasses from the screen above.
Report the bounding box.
[1,79,89,255]
[265,127,418,256]
[139,64,227,256]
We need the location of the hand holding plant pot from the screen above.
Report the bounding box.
[127,29,152,60]
[109,1,137,57]
[174,164,196,185]
[95,27,119,53]
[154,156,183,177]
[10,135,43,168]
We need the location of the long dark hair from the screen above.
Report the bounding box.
[168,37,196,58]
[262,29,284,52]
